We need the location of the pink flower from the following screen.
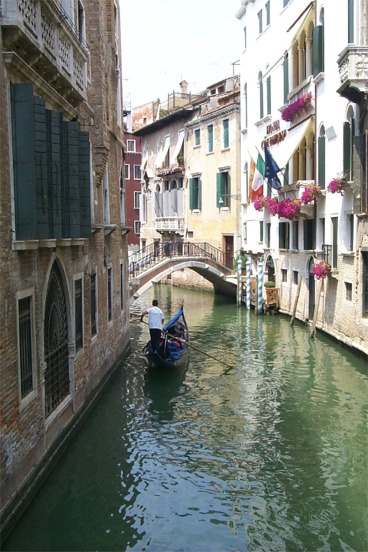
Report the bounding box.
[312,260,331,280]
[281,92,313,123]
[327,177,346,195]
[301,184,321,205]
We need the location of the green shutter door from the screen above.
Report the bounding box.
[318,135,326,189]
[78,130,91,237]
[313,25,324,76]
[47,110,63,238]
[34,96,49,238]
[11,83,37,240]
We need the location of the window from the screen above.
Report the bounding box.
[77,1,86,44]
[279,222,289,249]
[127,139,136,152]
[343,118,354,180]
[292,220,299,250]
[194,128,201,146]
[18,295,35,399]
[265,223,271,248]
[91,273,97,337]
[257,10,263,34]
[124,164,130,179]
[107,267,112,322]
[223,119,229,149]
[243,83,248,129]
[265,1,270,26]
[120,262,124,310]
[134,165,141,180]
[217,172,231,208]
[345,282,352,302]
[348,214,354,251]
[103,169,110,224]
[304,219,315,250]
[207,124,214,153]
[281,269,287,282]
[259,221,264,242]
[189,176,201,210]
[293,271,299,285]
[134,191,140,209]
[318,127,326,189]
[243,26,247,49]
[134,220,141,234]
[313,25,324,76]
[75,278,83,352]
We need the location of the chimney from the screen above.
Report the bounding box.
[179,80,188,97]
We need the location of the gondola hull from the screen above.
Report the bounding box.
[142,306,189,370]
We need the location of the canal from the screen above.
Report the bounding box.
[3,286,368,552]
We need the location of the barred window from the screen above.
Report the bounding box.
[18,296,34,398]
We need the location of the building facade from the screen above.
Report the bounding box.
[0,0,130,530]
[124,132,142,249]
[236,0,367,355]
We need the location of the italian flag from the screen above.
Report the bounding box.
[248,153,265,202]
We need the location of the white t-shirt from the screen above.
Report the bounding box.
[147,306,164,329]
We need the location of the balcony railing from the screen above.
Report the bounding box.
[155,217,184,233]
[2,0,88,106]
[337,45,368,102]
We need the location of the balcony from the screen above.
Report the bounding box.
[155,217,185,235]
[2,0,88,110]
[337,45,368,103]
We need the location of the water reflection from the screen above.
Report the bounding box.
[3,286,367,552]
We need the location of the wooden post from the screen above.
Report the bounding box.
[290,279,302,326]
[310,279,324,338]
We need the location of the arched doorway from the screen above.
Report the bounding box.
[44,262,69,417]
[308,257,315,320]
[265,255,275,283]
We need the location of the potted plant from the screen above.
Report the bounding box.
[264,280,275,288]
[327,176,347,195]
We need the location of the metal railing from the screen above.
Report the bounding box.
[128,242,233,279]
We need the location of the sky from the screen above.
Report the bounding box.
[120,0,242,109]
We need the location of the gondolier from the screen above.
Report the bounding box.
[140,299,164,351]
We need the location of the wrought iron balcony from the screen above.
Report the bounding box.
[337,45,368,103]
[2,0,88,108]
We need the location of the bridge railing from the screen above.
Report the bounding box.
[128,242,233,280]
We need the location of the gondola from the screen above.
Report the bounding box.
[142,304,189,369]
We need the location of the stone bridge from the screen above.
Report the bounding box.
[128,242,238,304]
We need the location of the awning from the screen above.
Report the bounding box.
[267,117,313,170]
[172,130,185,163]
[155,135,170,168]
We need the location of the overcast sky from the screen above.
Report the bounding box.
[120,0,242,109]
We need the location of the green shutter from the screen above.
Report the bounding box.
[283,56,289,104]
[189,178,194,210]
[343,122,351,178]
[223,119,229,148]
[11,83,37,240]
[313,25,324,76]
[216,173,223,208]
[47,110,63,238]
[259,79,264,119]
[34,96,49,238]
[266,76,271,115]
[348,0,354,43]
[198,178,202,211]
[79,130,91,237]
[67,121,80,238]
[318,135,326,189]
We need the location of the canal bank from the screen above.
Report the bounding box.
[3,286,367,552]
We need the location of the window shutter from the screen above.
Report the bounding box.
[47,110,63,238]
[11,83,37,240]
[216,173,223,208]
[33,96,49,238]
[318,135,326,189]
[283,56,289,104]
[79,130,91,237]
[259,79,264,119]
[189,178,194,210]
[313,25,324,76]
[266,76,271,115]
[198,178,202,211]
[343,122,352,178]
[348,0,354,43]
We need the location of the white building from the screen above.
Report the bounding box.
[236,0,368,355]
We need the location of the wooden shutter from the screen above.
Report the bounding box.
[318,135,326,189]
[189,178,194,210]
[343,122,352,178]
[78,130,91,237]
[198,178,202,211]
[313,25,324,76]
[259,79,264,119]
[34,96,49,238]
[283,56,289,104]
[47,110,63,238]
[266,76,271,115]
[216,173,223,208]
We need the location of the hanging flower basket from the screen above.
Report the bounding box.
[312,260,331,280]
[281,92,313,123]
[156,164,184,176]
[301,183,322,204]
[327,176,348,195]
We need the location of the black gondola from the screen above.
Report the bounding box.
[142,305,189,369]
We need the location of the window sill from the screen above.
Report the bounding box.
[13,238,87,251]
[255,114,272,126]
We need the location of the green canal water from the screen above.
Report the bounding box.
[3,286,368,552]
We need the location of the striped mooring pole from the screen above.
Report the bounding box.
[257,258,264,314]
[237,259,242,306]
[246,259,251,310]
